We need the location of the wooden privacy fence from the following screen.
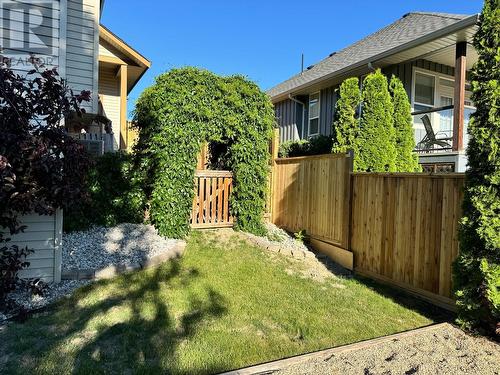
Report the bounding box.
[271,153,465,309]
[351,173,464,307]
[272,154,352,250]
[191,170,233,228]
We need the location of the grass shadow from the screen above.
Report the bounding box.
[1,259,229,374]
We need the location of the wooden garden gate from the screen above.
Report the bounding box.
[191,170,234,228]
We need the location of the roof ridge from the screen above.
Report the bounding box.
[403,11,470,20]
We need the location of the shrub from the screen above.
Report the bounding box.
[134,67,274,238]
[389,76,421,172]
[64,152,147,232]
[356,70,396,172]
[278,135,333,158]
[332,77,361,154]
[453,0,500,336]
[0,61,90,309]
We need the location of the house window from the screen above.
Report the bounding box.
[414,72,435,107]
[308,92,320,136]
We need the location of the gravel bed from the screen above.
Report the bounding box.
[276,324,500,375]
[63,223,181,270]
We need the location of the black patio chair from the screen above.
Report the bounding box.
[415,114,453,151]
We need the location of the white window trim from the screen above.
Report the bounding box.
[308,91,320,137]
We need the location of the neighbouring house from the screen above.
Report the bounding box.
[268,12,479,173]
[0,0,150,282]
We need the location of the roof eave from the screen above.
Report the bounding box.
[99,24,152,69]
[270,13,479,103]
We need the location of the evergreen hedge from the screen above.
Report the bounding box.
[356,70,396,172]
[453,0,500,336]
[331,77,361,154]
[278,135,333,158]
[389,76,421,172]
[133,67,274,238]
[64,152,146,232]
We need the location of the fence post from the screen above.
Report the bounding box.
[346,149,354,255]
[268,128,280,222]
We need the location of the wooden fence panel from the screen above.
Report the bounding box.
[350,173,464,306]
[191,170,233,228]
[271,151,465,309]
[272,154,352,250]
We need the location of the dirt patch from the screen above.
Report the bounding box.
[276,324,500,375]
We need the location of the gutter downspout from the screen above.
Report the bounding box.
[288,93,306,140]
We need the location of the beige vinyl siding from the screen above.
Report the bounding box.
[65,0,99,112]
[3,210,63,283]
[99,41,115,57]
[99,66,121,150]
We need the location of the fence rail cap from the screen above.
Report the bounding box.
[351,172,465,178]
[275,153,350,163]
[194,170,233,177]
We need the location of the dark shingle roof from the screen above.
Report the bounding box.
[267,12,473,99]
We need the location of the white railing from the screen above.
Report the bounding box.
[71,133,115,156]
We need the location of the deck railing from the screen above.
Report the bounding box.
[412,105,473,154]
[70,132,115,156]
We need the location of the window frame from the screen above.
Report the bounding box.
[307,91,320,137]
[412,70,437,110]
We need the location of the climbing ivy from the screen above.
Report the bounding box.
[133,68,275,238]
[389,76,421,172]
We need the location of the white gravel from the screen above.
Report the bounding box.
[63,223,181,270]
[1,280,89,323]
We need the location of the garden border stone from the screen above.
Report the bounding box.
[61,241,186,281]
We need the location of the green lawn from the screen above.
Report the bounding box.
[0,230,449,374]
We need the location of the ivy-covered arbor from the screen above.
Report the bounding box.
[133,67,275,239]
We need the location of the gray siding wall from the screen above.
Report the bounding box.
[66,0,99,113]
[0,0,99,112]
[3,210,63,283]
[275,99,299,143]
[318,86,337,137]
[383,58,455,98]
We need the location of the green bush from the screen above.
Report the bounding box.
[332,77,361,154]
[357,70,396,172]
[389,76,421,172]
[134,67,274,238]
[278,135,333,158]
[453,0,500,336]
[64,152,146,232]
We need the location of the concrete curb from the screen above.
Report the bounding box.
[61,241,186,281]
[218,323,451,375]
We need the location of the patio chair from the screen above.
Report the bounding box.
[415,114,453,151]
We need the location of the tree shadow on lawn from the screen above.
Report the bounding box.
[3,260,228,375]
[354,276,454,323]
